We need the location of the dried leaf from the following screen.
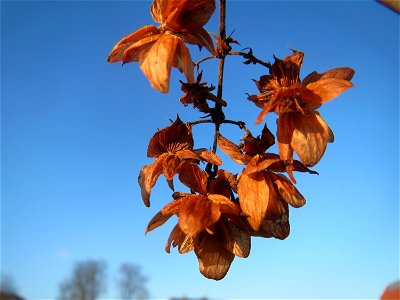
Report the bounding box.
[237,172,269,231]
[195,233,235,280]
[137,34,194,93]
[242,134,260,156]
[176,149,201,161]
[178,27,215,54]
[242,155,281,175]
[264,173,287,220]
[154,0,216,30]
[218,135,250,165]
[165,224,181,253]
[178,163,208,194]
[307,78,354,103]
[267,156,318,182]
[147,117,193,157]
[207,194,241,215]
[176,37,195,83]
[276,114,294,163]
[277,112,330,167]
[270,173,306,208]
[121,34,161,63]
[194,148,222,165]
[145,211,174,234]
[172,191,191,200]
[150,0,169,23]
[138,156,166,207]
[302,67,355,85]
[269,50,304,84]
[161,198,183,215]
[251,202,290,239]
[254,103,273,124]
[150,0,215,54]
[208,172,233,198]
[138,165,153,207]
[165,224,194,254]
[107,25,160,63]
[178,195,220,236]
[162,154,181,190]
[265,205,290,240]
[216,169,238,193]
[259,124,275,152]
[178,234,195,254]
[227,222,251,258]
[293,112,330,166]
[254,74,274,93]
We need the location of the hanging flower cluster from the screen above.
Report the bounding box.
[108,0,355,280]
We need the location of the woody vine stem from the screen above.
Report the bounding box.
[212,0,226,154]
[207,0,255,155]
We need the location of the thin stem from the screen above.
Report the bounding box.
[222,120,252,135]
[187,119,213,126]
[211,0,227,154]
[216,0,226,100]
[194,55,215,68]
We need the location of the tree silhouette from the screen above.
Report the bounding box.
[117,263,149,299]
[57,260,107,300]
[0,274,24,300]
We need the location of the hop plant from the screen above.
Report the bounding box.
[108,0,355,280]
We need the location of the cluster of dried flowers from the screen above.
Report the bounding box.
[108,0,354,280]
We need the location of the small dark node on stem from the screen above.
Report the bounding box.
[213,35,240,59]
[210,106,225,125]
[205,162,218,179]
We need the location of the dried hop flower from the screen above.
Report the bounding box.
[138,116,221,207]
[248,50,355,166]
[146,165,250,280]
[108,0,216,93]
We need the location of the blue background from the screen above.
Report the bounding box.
[1,1,399,299]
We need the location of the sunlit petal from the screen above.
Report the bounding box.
[270,173,306,208]
[145,210,174,234]
[195,233,234,280]
[307,78,354,103]
[178,195,220,236]
[178,163,208,195]
[138,155,166,207]
[237,172,269,231]
[217,135,251,165]
[107,25,160,63]
[147,117,193,157]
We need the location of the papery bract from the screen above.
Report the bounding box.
[218,131,314,232]
[145,167,250,280]
[180,72,227,112]
[138,117,221,206]
[248,50,354,166]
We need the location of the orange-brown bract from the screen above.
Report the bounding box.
[180,72,227,113]
[107,0,216,93]
[218,125,316,232]
[146,166,250,280]
[138,117,221,207]
[248,50,354,166]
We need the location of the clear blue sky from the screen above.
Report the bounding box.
[1,1,399,299]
